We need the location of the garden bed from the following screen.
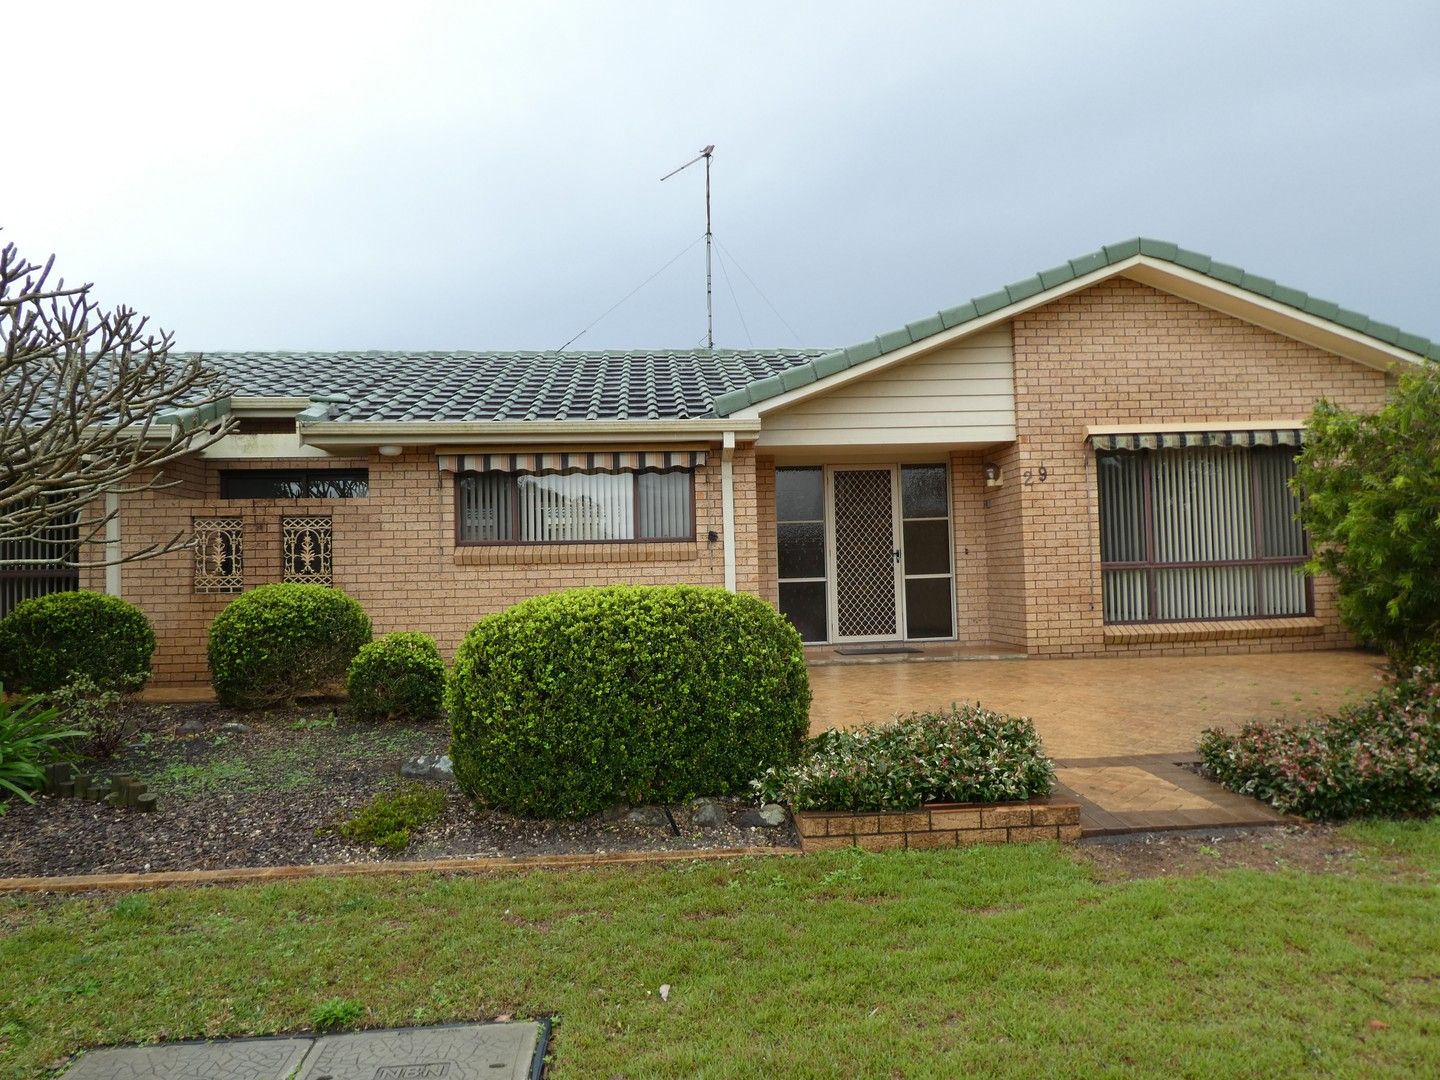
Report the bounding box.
[0,702,797,878]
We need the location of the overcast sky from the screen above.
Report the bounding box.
[5,2,1438,353]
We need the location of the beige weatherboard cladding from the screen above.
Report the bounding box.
[755,325,1017,449]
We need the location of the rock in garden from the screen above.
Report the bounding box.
[623,805,669,827]
[176,719,207,734]
[689,798,728,829]
[736,804,788,829]
[400,754,454,781]
[220,721,252,734]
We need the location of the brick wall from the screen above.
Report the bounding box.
[1004,276,1392,657]
[119,449,732,684]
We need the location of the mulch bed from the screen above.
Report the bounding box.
[0,702,798,878]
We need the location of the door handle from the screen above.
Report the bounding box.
[893,549,902,565]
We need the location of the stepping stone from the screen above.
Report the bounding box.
[61,1036,311,1079]
[59,1022,543,1079]
[298,1022,542,1080]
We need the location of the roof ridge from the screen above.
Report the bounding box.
[710,238,1440,417]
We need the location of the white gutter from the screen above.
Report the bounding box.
[720,430,737,592]
[296,417,761,450]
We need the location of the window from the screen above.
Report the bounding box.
[282,516,332,585]
[776,467,826,642]
[1097,446,1309,623]
[221,469,368,499]
[456,469,694,544]
[0,507,78,617]
[194,517,243,592]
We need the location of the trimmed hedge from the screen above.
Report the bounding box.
[1198,667,1440,819]
[447,585,811,818]
[347,632,446,722]
[0,591,155,693]
[208,584,372,708]
[753,704,1056,811]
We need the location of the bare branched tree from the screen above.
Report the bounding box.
[1,236,232,565]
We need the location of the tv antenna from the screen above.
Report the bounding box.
[661,144,715,349]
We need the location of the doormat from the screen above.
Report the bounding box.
[835,645,922,656]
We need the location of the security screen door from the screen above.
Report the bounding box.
[829,467,903,641]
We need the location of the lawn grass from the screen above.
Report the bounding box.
[2,824,1438,1078]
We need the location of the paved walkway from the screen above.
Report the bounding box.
[808,649,1385,835]
[61,1021,544,1079]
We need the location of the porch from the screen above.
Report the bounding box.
[806,648,1386,835]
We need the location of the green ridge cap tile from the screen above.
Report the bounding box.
[876,328,914,353]
[711,390,747,417]
[1239,273,1277,297]
[971,289,1011,316]
[1331,307,1368,331]
[1365,321,1400,345]
[1173,249,1212,273]
[939,301,979,328]
[1038,263,1077,289]
[1206,261,1245,285]
[745,375,785,401]
[1425,343,1440,361]
[1303,298,1341,320]
[1138,239,1179,260]
[1395,332,1430,355]
[1069,251,1109,276]
[1103,238,1142,261]
[846,340,884,365]
[779,365,817,391]
[906,314,945,341]
[812,350,851,378]
[1269,285,1308,308]
[1004,277,1044,303]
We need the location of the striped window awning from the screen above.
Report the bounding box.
[1088,428,1306,452]
[437,450,707,474]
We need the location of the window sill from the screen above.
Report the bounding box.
[453,542,704,566]
[1103,617,1323,645]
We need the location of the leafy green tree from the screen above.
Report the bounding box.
[1295,363,1440,668]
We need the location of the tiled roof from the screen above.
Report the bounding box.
[198,349,824,422]
[709,237,1440,417]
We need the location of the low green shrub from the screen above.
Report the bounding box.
[338,784,446,852]
[0,688,83,803]
[346,632,445,722]
[1198,668,1440,819]
[447,585,810,819]
[753,703,1055,812]
[45,673,143,759]
[207,584,372,708]
[0,591,155,693]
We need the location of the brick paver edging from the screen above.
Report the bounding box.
[795,798,1082,851]
[0,845,802,896]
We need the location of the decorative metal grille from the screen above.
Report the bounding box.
[832,470,898,638]
[0,505,79,616]
[193,517,243,593]
[282,516,332,585]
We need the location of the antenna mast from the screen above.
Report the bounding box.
[661,144,716,350]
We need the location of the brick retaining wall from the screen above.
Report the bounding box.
[794,799,1082,851]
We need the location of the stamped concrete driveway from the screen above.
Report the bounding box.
[807,649,1387,834]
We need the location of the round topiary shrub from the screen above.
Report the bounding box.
[208,584,372,708]
[0,591,155,693]
[447,585,811,819]
[347,632,446,722]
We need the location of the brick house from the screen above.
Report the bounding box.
[46,239,1436,686]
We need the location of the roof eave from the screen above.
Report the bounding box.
[296,417,761,452]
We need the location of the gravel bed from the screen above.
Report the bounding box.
[0,703,798,878]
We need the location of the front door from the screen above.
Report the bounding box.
[828,466,903,641]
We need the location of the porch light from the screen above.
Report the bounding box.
[983,462,1003,487]
[377,445,404,457]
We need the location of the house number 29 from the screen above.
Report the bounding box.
[1022,465,1049,486]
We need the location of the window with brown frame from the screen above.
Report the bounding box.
[456,469,694,544]
[1096,445,1310,624]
